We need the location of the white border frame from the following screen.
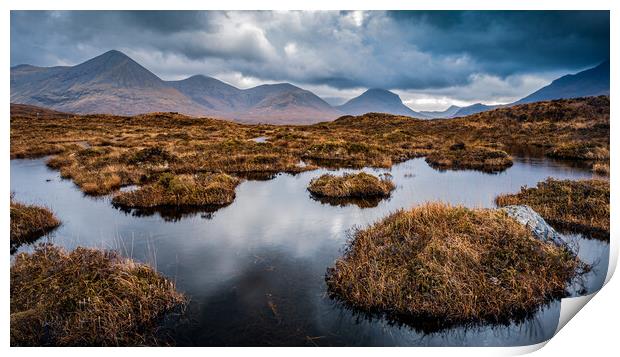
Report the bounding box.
[2,1,617,356]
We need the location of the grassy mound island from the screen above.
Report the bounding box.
[425,143,513,173]
[11,244,186,346]
[10,198,60,251]
[10,96,609,204]
[308,172,395,198]
[325,202,580,329]
[496,178,609,240]
[112,172,240,209]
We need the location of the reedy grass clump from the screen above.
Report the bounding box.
[302,141,392,168]
[112,172,240,208]
[308,172,395,198]
[326,202,580,328]
[495,178,609,240]
[10,198,59,250]
[10,244,186,346]
[592,161,610,176]
[127,147,178,165]
[425,143,513,173]
[546,142,609,161]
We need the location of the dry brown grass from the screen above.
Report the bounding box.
[112,172,240,208]
[425,143,513,173]
[10,198,60,250]
[496,178,609,240]
[592,161,610,176]
[547,142,610,161]
[308,172,395,198]
[10,96,609,203]
[325,202,580,329]
[302,141,393,168]
[11,244,186,346]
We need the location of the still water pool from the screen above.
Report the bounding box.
[10,156,608,346]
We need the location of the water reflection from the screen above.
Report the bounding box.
[113,204,220,222]
[308,193,388,208]
[10,156,609,346]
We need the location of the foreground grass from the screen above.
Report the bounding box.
[325,202,579,328]
[112,172,240,208]
[11,244,186,346]
[308,172,395,198]
[10,199,59,250]
[496,178,609,240]
[10,96,609,202]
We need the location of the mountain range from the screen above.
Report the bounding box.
[444,60,610,118]
[10,50,609,123]
[10,50,340,124]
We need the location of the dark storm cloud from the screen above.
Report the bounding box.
[388,11,609,75]
[10,10,609,108]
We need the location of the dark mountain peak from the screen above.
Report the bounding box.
[68,49,163,88]
[595,59,610,69]
[101,49,130,58]
[419,104,463,119]
[11,64,38,70]
[360,88,401,101]
[82,49,134,65]
[244,83,305,102]
[451,103,500,117]
[515,61,609,105]
[253,83,299,91]
[174,74,236,88]
[81,49,134,67]
[552,60,609,84]
[337,88,428,118]
[341,89,405,108]
[182,74,220,82]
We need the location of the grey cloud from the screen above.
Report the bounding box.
[389,11,609,75]
[10,10,609,108]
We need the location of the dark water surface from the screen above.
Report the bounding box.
[10,157,609,346]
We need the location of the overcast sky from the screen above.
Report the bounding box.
[11,10,609,111]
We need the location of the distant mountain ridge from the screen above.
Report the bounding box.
[514,60,610,105]
[419,105,462,119]
[10,50,610,123]
[451,103,501,118]
[11,50,209,118]
[448,60,610,117]
[11,50,340,124]
[336,88,429,118]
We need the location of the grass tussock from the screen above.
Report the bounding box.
[128,147,178,165]
[10,244,186,346]
[425,143,513,172]
[302,141,392,168]
[10,198,60,249]
[496,178,609,240]
[592,161,610,176]
[325,202,580,328]
[308,172,395,198]
[112,172,240,208]
[547,142,609,161]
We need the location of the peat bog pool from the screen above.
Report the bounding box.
[10,156,609,347]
